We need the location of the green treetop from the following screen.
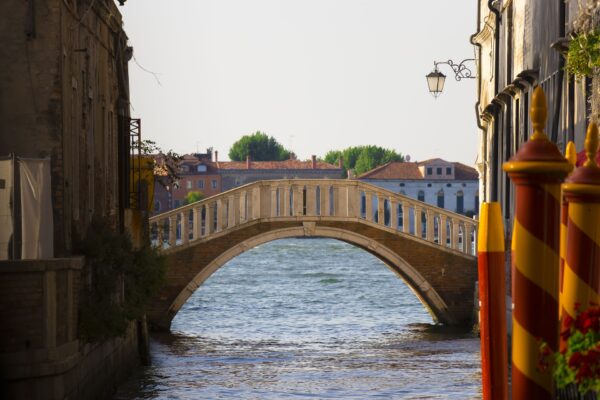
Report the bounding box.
[228,131,291,161]
[323,145,404,176]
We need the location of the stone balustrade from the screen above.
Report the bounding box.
[149,179,478,256]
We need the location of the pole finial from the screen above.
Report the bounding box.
[565,141,577,167]
[531,86,548,141]
[584,123,599,168]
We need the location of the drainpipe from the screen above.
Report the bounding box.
[470,0,486,201]
[488,0,501,202]
[551,0,566,145]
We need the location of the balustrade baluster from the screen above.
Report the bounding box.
[377,195,385,225]
[365,191,373,222]
[228,195,236,228]
[192,207,201,240]
[157,220,165,247]
[283,185,291,216]
[252,187,261,219]
[321,186,330,217]
[270,186,278,218]
[390,199,398,230]
[206,203,215,235]
[464,222,473,255]
[293,185,303,216]
[451,221,460,250]
[306,185,317,216]
[402,202,410,234]
[168,215,177,247]
[181,212,189,244]
[414,206,423,238]
[426,210,435,242]
[346,185,358,218]
[439,215,447,247]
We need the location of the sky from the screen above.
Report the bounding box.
[121,0,478,165]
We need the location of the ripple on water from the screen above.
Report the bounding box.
[114,238,481,399]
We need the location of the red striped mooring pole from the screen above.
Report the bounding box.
[561,123,600,344]
[503,86,573,399]
[477,202,507,400]
[559,141,577,352]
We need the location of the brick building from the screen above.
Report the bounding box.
[218,154,344,191]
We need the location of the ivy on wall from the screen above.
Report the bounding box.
[78,219,166,342]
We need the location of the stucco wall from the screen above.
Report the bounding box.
[360,179,479,216]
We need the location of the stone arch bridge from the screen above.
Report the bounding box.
[147,179,478,331]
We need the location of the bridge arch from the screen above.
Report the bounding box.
[148,179,478,331]
[164,225,454,329]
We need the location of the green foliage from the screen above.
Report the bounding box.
[228,131,291,161]
[323,145,404,175]
[540,305,600,395]
[183,190,205,205]
[135,139,183,188]
[78,219,166,342]
[565,30,600,78]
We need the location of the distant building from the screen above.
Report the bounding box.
[357,159,479,216]
[152,150,221,214]
[218,155,344,191]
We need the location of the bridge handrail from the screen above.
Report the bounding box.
[149,179,478,256]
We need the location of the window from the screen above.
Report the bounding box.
[186,180,192,189]
[399,183,405,187]
[426,167,433,175]
[182,165,190,172]
[446,167,452,175]
[427,183,432,187]
[197,165,207,172]
[446,183,452,187]
[436,167,442,175]
[417,190,425,202]
[456,191,464,214]
[211,180,218,189]
[197,180,204,189]
[154,201,161,212]
[437,190,444,208]
[174,199,181,208]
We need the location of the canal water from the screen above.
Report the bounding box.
[115,238,481,399]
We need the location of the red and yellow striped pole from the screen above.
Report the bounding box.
[503,86,573,399]
[477,202,507,400]
[559,141,577,352]
[561,123,600,337]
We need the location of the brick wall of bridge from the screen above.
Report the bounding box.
[148,220,477,330]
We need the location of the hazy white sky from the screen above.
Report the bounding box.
[122,0,477,165]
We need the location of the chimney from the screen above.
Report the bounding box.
[246,155,251,169]
[338,156,343,169]
[311,155,317,169]
[214,150,219,163]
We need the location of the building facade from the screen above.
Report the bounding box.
[357,159,479,216]
[472,0,591,231]
[218,155,344,191]
[0,0,134,257]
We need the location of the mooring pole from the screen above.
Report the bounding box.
[477,202,507,400]
[503,86,572,399]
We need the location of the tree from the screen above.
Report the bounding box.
[228,131,291,161]
[136,139,182,188]
[183,191,205,205]
[323,146,404,175]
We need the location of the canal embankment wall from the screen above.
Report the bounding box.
[0,258,143,400]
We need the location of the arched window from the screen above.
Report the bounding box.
[456,190,464,214]
[437,189,444,208]
[417,190,425,202]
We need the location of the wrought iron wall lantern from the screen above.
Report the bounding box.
[426,59,476,98]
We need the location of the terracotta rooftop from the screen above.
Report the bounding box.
[357,162,423,179]
[217,159,341,170]
[357,161,478,180]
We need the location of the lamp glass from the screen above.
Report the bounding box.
[426,70,446,98]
